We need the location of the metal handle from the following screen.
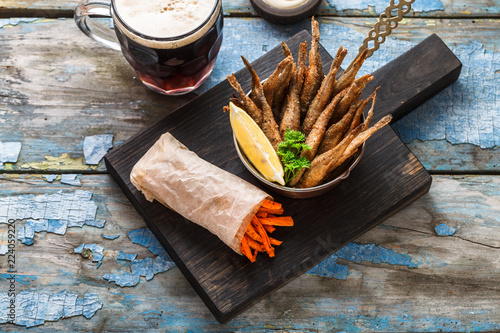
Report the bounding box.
[74,0,121,51]
[346,0,415,72]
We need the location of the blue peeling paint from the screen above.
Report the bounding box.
[74,243,105,268]
[434,223,457,236]
[43,174,58,182]
[131,256,175,280]
[1,191,104,245]
[339,242,418,267]
[85,219,106,228]
[0,18,39,29]
[101,228,177,287]
[32,219,48,232]
[82,293,102,319]
[393,41,500,149]
[0,245,7,255]
[102,228,176,287]
[54,65,85,83]
[307,254,349,279]
[47,219,68,235]
[117,251,137,261]
[103,255,175,287]
[128,228,170,257]
[103,272,140,287]
[17,220,35,245]
[0,274,37,285]
[0,291,102,327]
[60,174,81,186]
[102,234,120,240]
[308,242,418,279]
[83,134,114,165]
[325,0,443,12]
[0,141,21,169]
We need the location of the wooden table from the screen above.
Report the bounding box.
[0,1,499,331]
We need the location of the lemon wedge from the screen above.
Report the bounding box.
[229,102,285,186]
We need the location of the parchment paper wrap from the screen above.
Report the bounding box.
[130,132,271,254]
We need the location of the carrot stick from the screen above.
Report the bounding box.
[241,200,293,261]
[259,216,294,227]
[258,206,284,215]
[240,236,255,262]
[256,211,268,218]
[252,218,274,257]
[269,237,282,246]
[246,237,266,252]
[251,248,258,262]
[263,225,276,233]
[260,199,282,211]
[246,218,263,242]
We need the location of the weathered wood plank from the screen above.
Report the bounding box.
[1,0,499,18]
[0,174,499,331]
[0,17,498,173]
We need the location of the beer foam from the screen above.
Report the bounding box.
[113,0,218,46]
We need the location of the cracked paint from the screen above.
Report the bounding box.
[128,228,169,257]
[393,40,500,149]
[102,234,120,240]
[308,242,418,279]
[0,291,102,327]
[0,190,98,225]
[0,190,105,246]
[0,18,39,29]
[0,141,21,169]
[116,251,137,261]
[0,273,37,285]
[20,153,97,171]
[103,256,175,287]
[17,221,35,245]
[42,174,58,182]
[60,174,81,186]
[74,243,105,268]
[434,223,457,236]
[83,134,114,165]
[102,228,175,287]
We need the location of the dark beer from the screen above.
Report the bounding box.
[111,0,223,95]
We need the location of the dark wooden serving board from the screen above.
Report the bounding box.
[105,31,461,323]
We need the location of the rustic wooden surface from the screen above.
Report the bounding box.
[0,0,499,332]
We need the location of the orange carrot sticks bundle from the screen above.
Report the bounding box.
[240,199,293,262]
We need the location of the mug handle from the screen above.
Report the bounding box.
[74,0,121,51]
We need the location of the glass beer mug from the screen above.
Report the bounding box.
[75,0,223,95]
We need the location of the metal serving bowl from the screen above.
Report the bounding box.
[233,135,365,199]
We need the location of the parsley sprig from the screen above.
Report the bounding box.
[277,129,312,185]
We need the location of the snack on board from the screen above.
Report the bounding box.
[240,199,293,262]
[130,132,293,261]
[227,17,392,188]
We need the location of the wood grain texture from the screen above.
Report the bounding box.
[1,0,499,18]
[1,174,499,331]
[0,18,498,173]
